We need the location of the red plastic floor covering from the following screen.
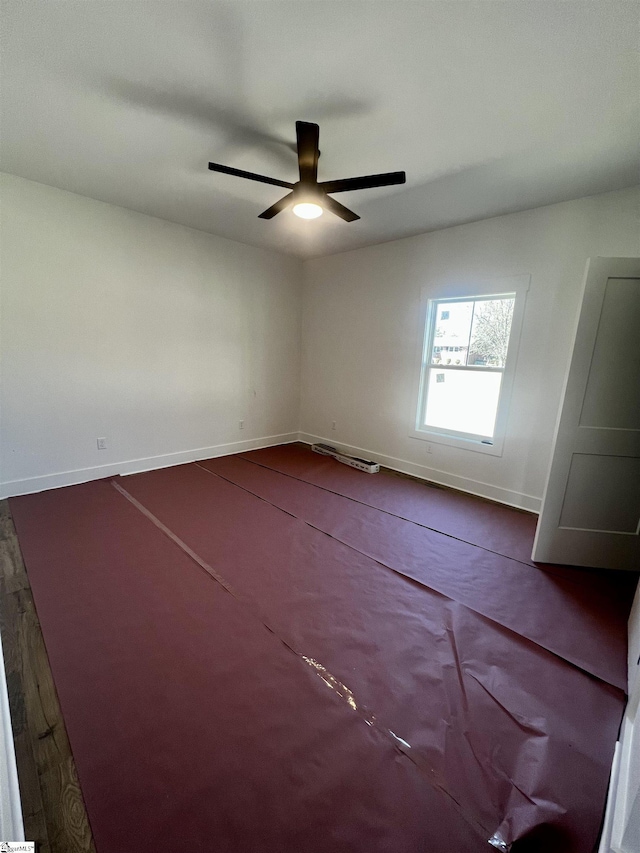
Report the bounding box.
[199,453,630,689]
[117,461,626,852]
[241,444,542,564]
[9,444,638,853]
[10,479,489,853]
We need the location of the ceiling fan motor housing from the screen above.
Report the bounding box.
[293,182,325,205]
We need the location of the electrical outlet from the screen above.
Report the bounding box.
[331,421,337,430]
[97,437,107,450]
[239,420,244,430]
[426,444,432,454]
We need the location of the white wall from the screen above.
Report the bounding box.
[3,176,638,508]
[300,187,640,510]
[0,174,302,497]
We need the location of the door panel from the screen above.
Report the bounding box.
[580,279,640,430]
[559,454,640,533]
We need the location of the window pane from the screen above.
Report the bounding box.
[431,301,473,364]
[424,369,503,437]
[468,297,515,368]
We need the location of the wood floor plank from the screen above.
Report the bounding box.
[1,533,31,593]
[13,729,51,853]
[40,757,95,853]
[0,499,14,526]
[0,576,50,850]
[16,588,71,773]
[0,499,96,852]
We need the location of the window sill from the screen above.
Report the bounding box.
[409,428,505,457]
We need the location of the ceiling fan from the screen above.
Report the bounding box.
[208,121,406,222]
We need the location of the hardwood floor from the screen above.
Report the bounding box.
[0,499,96,852]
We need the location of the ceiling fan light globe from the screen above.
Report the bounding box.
[292,202,323,219]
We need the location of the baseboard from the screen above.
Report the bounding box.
[298,433,541,513]
[0,433,299,499]
[2,431,541,512]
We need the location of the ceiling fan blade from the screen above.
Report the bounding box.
[258,192,294,219]
[319,171,406,194]
[208,162,294,189]
[296,121,320,183]
[323,195,360,222]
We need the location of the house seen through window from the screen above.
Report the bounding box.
[417,293,516,446]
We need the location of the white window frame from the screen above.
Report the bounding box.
[410,275,530,457]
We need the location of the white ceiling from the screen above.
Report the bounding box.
[1,1,638,259]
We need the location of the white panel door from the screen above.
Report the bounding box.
[533,257,640,569]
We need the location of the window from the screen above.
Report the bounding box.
[411,276,529,456]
